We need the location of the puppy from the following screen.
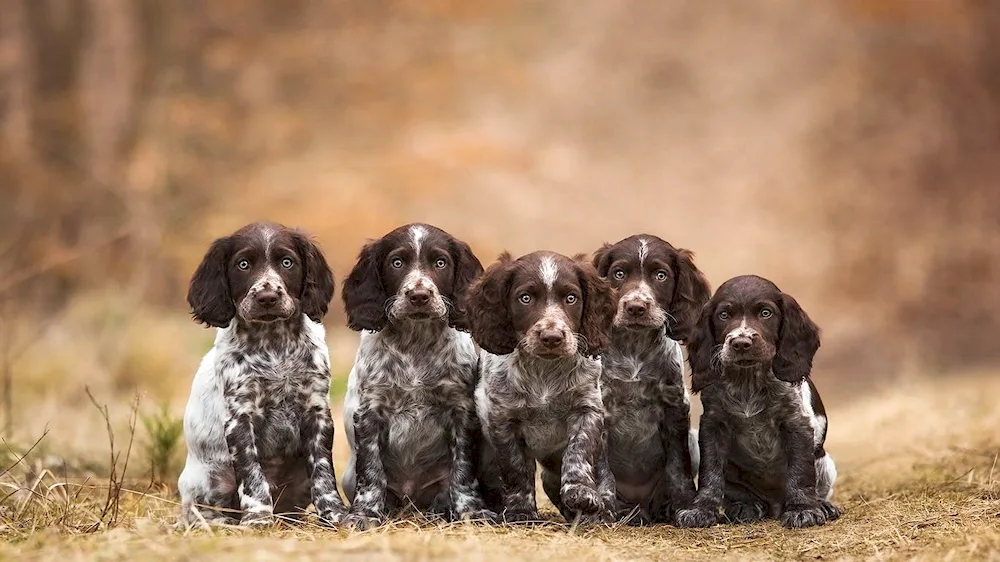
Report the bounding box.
[340,223,494,528]
[676,275,840,529]
[592,235,711,524]
[178,222,347,526]
[469,251,617,525]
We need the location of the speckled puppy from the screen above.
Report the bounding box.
[592,235,711,525]
[178,222,346,527]
[469,251,617,526]
[340,224,494,529]
[676,275,840,529]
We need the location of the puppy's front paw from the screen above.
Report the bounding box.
[500,509,540,524]
[239,509,275,527]
[675,507,718,528]
[561,483,603,514]
[345,512,382,531]
[780,503,827,529]
[819,501,842,521]
[458,508,499,523]
[317,506,348,527]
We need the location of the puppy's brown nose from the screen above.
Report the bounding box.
[539,329,565,349]
[625,302,647,317]
[731,336,753,352]
[256,290,280,308]
[406,288,431,307]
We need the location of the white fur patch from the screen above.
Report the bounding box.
[799,381,826,448]
[410,225,427,255]
[638,238,649,266]
[540,255,558,290]
[726,319,756,342]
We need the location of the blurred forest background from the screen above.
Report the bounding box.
[1,0,998,453]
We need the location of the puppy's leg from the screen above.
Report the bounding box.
[346,396,389,530]
[487,415,538,523]
[178,458,239,526]
[300,384,349,526]
[778,420,828,529]
[222,379,275,526]
[446,398,496,522]
[660,392,697,521]
[593,439,617,524]
[676,414,729,528]
[541,468,571,520]
[560,406,606,522]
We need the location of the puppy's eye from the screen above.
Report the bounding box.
[237,259,250,271]
[613,269,625,280]
[718,310,730,320]
[434,257,448,269]
[654,270,668,282]
[391,257,404,269]
[518,293,532,305]
[280,257,294,269]
[760,308,773,319]
[565,294,578,305]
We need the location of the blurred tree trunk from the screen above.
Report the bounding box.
[0,0,33,162]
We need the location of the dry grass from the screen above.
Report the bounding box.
[2,372,998,562]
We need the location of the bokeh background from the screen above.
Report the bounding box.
[1,0,998,466]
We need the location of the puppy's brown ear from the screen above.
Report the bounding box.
[687,300,720,393]
[667,249,712,342]
[292,231,335,323]
[466,253,518,355]
[448,238,485,331]
[342,239,388,331]
[577,260,616,357]
[188,236,236,328]
[772,293,820,383]
[591,243,614,277]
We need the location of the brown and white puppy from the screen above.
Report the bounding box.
[468,251,617,525]
[178,222,346,527]
[676,275,840,529]
[341,223,493,529]
[592,234,711,525]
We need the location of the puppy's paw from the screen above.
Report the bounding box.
[675,507,718,528]
[239,509,275,528]
[575,511,614,527]
[561,483,603,514]
[317,506,348,527]
[344,512,381,531]
[724,500,768,524]
[819,501,842,521]
[780,503,827,529]
[458,508,499,524]
[500,509,540,525]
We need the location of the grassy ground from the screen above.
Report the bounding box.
[2,371,998,562]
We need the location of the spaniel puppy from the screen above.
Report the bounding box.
[178,222,346,527]
[592,235,711,524]
[676,275,840,529]
[469,251,617,525]
[340,223,494,529]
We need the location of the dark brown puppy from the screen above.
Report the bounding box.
[676,275,840,529]
[469,251,617,525]
[592,235,710,524]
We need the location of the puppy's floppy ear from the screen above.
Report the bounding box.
[687,300,720,393]
[666,249,712,342]
[188,235,236,328]
[772,293,821,383]
[591,243,614,277]
[466,253,517,355]
[576,258,616,357]
[342,239,388,331]
[448,237,484,331]
[292,231,335,323]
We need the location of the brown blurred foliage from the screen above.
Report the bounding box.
[0,0,997,379]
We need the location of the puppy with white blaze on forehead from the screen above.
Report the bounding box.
[676,275,841,529]
[177,222,346,527]
[592,235,711,525]
[469,251,617,526]
[340,223,493,529]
